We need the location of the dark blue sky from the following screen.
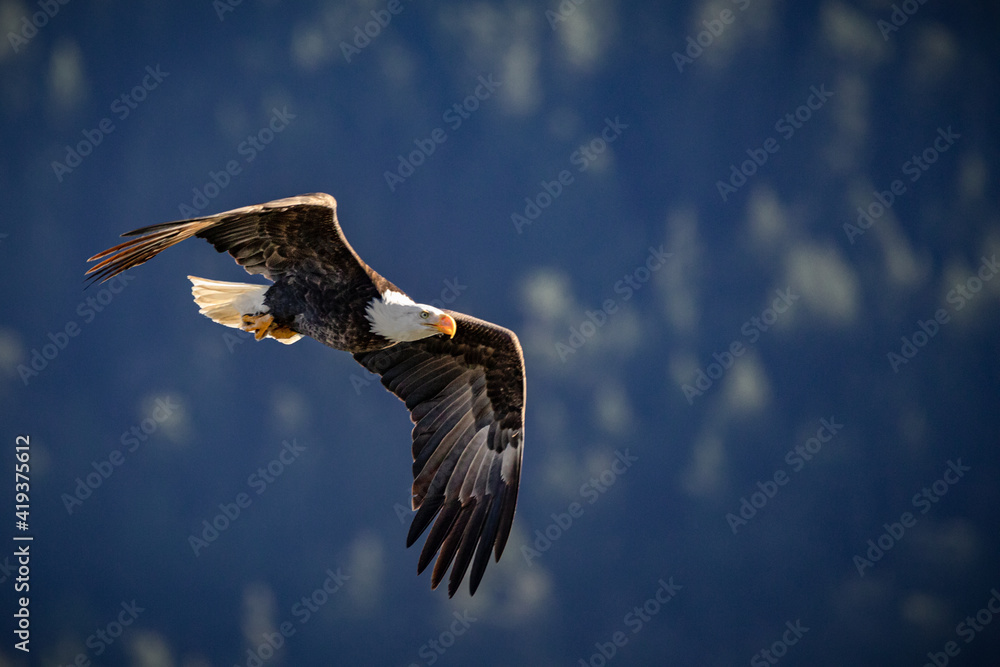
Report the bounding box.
[2,1,1000,666]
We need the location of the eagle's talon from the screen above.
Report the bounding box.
[241,313,274,340]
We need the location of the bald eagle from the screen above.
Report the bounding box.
[86,193,525,597]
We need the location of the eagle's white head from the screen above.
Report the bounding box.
[366,290,457,343]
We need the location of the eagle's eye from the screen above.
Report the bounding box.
[420,311,430,319]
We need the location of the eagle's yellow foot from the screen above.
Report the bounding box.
[241,313,274,341]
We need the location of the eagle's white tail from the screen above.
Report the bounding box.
[187,276,302,344]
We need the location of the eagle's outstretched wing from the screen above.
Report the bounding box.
[354,312,526,597]
[86,193,392,292]
[87,193,527,597]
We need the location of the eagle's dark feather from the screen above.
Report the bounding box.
[88,194,403,351]
[85,193,526,596]
[355,313,525,596]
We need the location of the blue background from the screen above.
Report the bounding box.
[2,1,999,665]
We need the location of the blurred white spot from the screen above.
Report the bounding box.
[940,254,1000,324]
[0,3,26,62]
[583,446,617,480]
[0,327,24,381]
[291,24,328,69]
[784,243,859,325]
[747,187,789,249]
[680,432,724,498]
[694,0,776,70]
[140,392,189,448]
[876,223,929,288]
[556,1,617,70]
[501,39,541,114]
[505,566,551,618]
[240,582,277,647]
[291,1,404,70]
[271,385,310,431]
[437,5,541,114]
[126,631,174,667]
[48,39,87,110]
[821,2,886,64]
[656,208,701,335]
[594,382,634,435]
[723,353,770,414]
[958,152,988,202]
[345,530,384,613]
[521,269,574,322]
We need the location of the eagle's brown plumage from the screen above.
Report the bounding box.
[86,193,526,596]
[87,193,401,351]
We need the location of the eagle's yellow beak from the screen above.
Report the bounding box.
[434,313,457,338]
